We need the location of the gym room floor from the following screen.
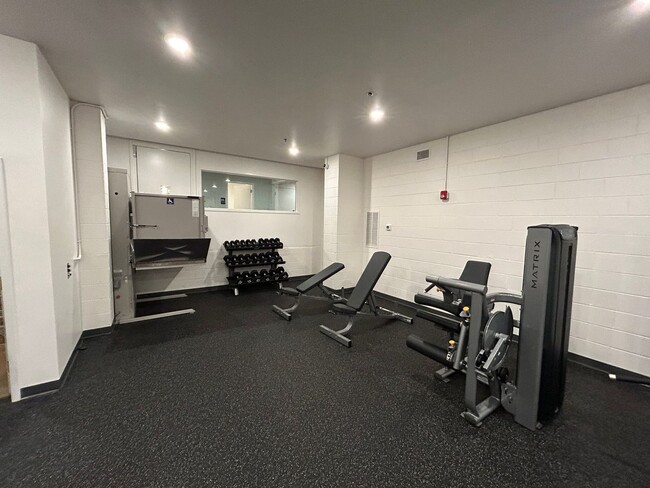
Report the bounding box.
[0,283,648,487]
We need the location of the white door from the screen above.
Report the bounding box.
[135,146,192,195]
[228,182,253,209]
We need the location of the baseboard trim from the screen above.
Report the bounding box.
[81,325,114,339]
[374,291,420,312]
[567,352,649,381]
[20,335,83,399]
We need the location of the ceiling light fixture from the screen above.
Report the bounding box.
[369,107,385,123]
[154,120,171,132]
[630,0,650,13]
[289,145,300,156]
[212,184,218,188]
[164,33,192,58]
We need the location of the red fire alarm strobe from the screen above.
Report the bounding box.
[440,189,449,201]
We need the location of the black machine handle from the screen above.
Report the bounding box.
[425,276,487,296]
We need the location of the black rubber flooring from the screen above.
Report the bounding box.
[0,283,648,487]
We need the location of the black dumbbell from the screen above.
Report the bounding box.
[224,240,230,249]
[250,270,260,282]
[250,253,258,263]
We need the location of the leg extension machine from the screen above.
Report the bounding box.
[408,225,578,430]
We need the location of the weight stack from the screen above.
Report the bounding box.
[517,224,578,430]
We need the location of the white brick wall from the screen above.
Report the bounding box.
[364,83,650,376]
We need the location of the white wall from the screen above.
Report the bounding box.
[37,50,83,372]
[0,34,81,397]
[107,137,324,294]
[364,83,650,376]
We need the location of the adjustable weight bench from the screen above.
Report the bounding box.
[272,262,346,320]
[319,251,413,347]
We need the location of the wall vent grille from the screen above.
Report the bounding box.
[416,149,430,161]
[366,212,379,247]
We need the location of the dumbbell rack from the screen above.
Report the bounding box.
[223,239,288,296]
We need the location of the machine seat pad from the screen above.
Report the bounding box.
[281,287,300,297]
[416,309,461,333]
[332,303,358,315]
[296,262,345,294]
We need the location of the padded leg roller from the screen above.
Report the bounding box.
[406,334,453,367]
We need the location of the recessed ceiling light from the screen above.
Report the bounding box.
[369,108,385,123]
[164,33,192,58]
[225,178,231,183]
[630,0,650,13]
[203,189,207,193]
[154,121,171,132]
[212,184,218,188]
[289,145,300,156]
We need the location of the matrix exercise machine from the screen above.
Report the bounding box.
[319,251,413,347]
[408,225,578,429]
[272,262,346,320]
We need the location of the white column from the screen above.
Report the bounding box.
[322,154,365,289]
[73,106,114,330]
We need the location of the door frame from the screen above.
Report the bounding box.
[128,140,197,195]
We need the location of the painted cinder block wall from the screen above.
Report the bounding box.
[364,83,650,376]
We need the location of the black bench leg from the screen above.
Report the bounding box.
[271,296,300,321]
[319,316,354,347]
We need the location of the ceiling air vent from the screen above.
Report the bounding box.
[416,149,430,161]
[366,212,379,247]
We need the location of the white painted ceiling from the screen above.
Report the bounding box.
[2,1,650,167]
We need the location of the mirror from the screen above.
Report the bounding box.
[201,171,296,211]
